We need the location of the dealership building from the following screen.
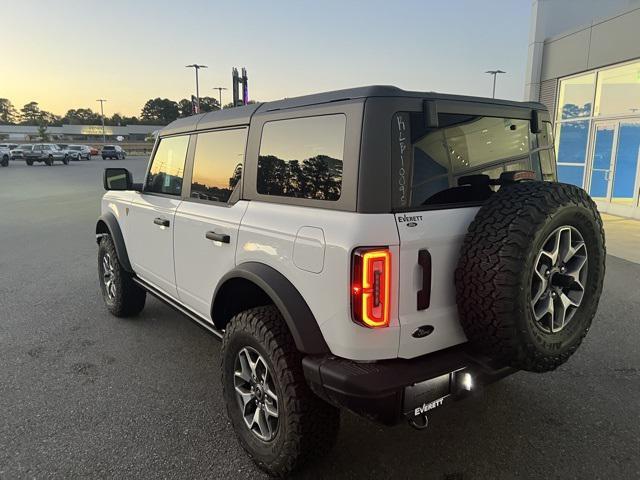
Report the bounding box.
[0,124,161,143]
[526,0,640,218]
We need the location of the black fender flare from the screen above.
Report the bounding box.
[95,212,133,273]
[212,262,330,355]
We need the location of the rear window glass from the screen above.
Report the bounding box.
[257,115,345,201]
[103,146,115,150]
[393,112,543,209]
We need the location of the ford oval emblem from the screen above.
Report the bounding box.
[406,222,418,227]
[412,325,434,338]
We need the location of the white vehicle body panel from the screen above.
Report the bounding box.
[125,192,182,297]
[101,192,475,361]
[173,200,249,320]
[236,201,401,360]
[394,208,478,359]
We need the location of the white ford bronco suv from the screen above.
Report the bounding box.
[96,86,605,477]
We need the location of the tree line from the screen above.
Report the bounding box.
[257,155,343,201]
[0,97,257,127]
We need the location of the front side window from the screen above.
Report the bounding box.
[257,115,346,201]
[145,135,189,195]
[190,128,247,203]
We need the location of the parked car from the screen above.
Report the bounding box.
[25,143,69,166]
[9,144,33,160]
[96,86,606,477]
[57,144,71,160]
[101,145,126,160]
[0,145,10,167]
[66,144,92,161]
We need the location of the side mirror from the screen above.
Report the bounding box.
[104,168,133,190]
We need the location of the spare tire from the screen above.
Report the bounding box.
[455,182,605,372]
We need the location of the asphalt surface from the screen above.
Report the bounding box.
[0,157,639,479]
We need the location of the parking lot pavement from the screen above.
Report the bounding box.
[1,158,639,479]
[602,213,640,264]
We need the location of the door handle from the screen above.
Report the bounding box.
[417,249,432,311]
[154,217,170,227]
[206,231,230,244]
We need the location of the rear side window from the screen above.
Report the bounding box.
[257,114,346,201]
[190,128,247,203]
[145,135,189,196]
[393,112,538,209]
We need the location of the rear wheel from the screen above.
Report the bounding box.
[62,156,69,165]
[1,155,8,167]
[98,235,146,317]
[45,155,53,166]
[26,159,33,166]
[221,306,340,477]
[455,182,605,372]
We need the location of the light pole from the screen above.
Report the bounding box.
[96,98,107,144]
[185,64,207,112]
[485,70,506,98]
[213,87,229,110]
[213,86,227,110]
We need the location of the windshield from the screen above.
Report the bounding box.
[392,112,556,209]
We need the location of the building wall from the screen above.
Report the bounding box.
[527,1,640,219]
[525,0,640,102]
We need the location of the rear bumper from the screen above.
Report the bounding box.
[302,344,515,425]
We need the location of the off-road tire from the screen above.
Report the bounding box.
[221,306,340,477]
[98,234,146,317]
[455,182,605,372]
[1,156,8,167]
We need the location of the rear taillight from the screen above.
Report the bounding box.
[351,247,391,328]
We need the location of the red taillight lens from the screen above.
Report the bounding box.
[351,247,391,328]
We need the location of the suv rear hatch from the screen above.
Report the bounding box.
[392,104,556,359]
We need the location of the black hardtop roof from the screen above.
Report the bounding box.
[160,85,545,136]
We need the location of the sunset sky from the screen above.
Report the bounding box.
[3,0,531,118]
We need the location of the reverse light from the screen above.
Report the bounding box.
[351,247,391,328]
[457,372,474,392]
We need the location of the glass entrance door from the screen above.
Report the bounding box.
[588,122,617,200]
[610,121,640,205]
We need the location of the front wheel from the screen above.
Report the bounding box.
[98,235,146,317]
[26,159,33,166]
[221,306,340,477]
[1,156,8,167]
[62,156,69,165]
[45,156,53,166]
